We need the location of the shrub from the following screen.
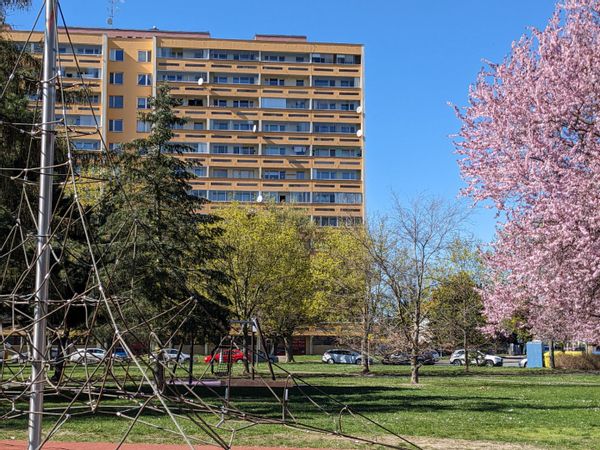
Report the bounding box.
[555,353,600,370]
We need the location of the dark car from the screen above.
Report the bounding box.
[251,350,277,363]
[382,351,439,365]
[382,352,410,365]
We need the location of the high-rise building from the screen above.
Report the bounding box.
[7,26,365,225]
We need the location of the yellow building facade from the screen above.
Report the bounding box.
[8,27,365,224]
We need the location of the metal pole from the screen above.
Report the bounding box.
[28,1,57,448]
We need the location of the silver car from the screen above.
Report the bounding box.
[69,348,106,364]
[151,348,191,363]
[322,349,373,365]
[449,349,503,367]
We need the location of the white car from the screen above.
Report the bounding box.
[151,348,191,364]
[449,349,503,367]
[0,349,28,364]
[69,348,106,364]
[519,358,527,368]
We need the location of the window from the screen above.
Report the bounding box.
[189,189,207,199]
[209,190,228,201]
[233,100,253,108]
[193,122,204,130]
[213,76,228,84]
[137,97,150,109]
[340,79,355,87]
[233,146,256,155]
[137,50,151,62]
[265,78,284,86]
[190,166,207,177]
[288,100,306,109]
[212,145,228,154]
[232,169,254,179]
[109,48,124,61]
[233,122,252,131]
[212,121,229,130]
[264,171,285,180]
[295,55,305,62]
[108,143,121,151]
[108,119,123,132]
[73,140,100,151]
[314,79,334,87]
[296,79,305,86]
[233,52,256,61]
[233,191,255,202]
[88,95,99,104]
[138,74,152,86]
[213,169,228,178]
[296,171,305,179]
[188,98,203,107]
[262,98,286,109]
[211,51,228,60]
[213,99,227,107]
[232,76,254,84]
[109,72,123,84]
[109,95,124,109]
[264,54,285,62]
[136,120,151,133]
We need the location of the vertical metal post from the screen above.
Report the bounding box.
[28,1,57,448]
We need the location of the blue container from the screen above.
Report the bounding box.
[526,341,544,368]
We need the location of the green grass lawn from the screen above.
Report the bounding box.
[2,357,600,449]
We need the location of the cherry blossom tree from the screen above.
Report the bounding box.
[455,0,600,341]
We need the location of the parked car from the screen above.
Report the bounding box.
[252,350,277,363]
[204,349,245,364]
[382,352,410,365]
[112,347,131,362]
[0,349,27,364]
[69,348,106,364]
[382,350,439,365]
[151,348,191,364]
[449,349,503,367]
[519,358,528,368]
[322,349,374,365]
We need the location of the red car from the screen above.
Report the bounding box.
[204,349,245,364]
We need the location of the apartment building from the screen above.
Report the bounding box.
[7,26,365,225]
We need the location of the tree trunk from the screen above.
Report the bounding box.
[51,329,69,383]
[155,349,165,393]
[548,340,555,369]
[464,331,470,373]
[410,353,419,384]
[283,335,295,363]
[242,323,250,374]
[188,333,195,387]
[361,319,370,374]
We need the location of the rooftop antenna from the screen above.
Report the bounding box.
[107,0,124,26]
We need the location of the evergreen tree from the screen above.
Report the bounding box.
[96,84,228,354]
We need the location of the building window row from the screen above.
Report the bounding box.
[174,144,360,157]
[157,48,360,65]
[186,190,362,205]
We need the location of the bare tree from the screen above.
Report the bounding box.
[364,195,467,384]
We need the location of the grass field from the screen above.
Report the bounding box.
[2,356,600,449]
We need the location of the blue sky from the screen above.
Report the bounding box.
[7,1,557,242]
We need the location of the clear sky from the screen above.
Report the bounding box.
[6,1,557,242]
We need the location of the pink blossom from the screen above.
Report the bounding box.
[455,0,600,340]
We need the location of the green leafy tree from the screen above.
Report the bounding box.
[212,203,317,363]
[312,226,382,374]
